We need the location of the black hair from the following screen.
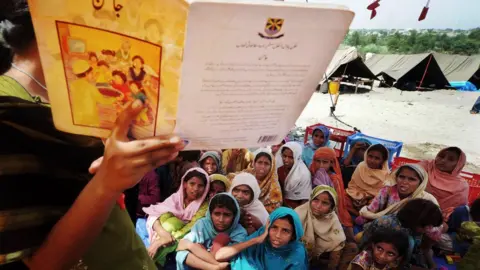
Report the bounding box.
[183,170,208,186]
[396,165,422,182]
[281,146,292,155]
[324,191,335,210]
[254,152,272,163]
[178,151,201,162]
[470,198,480,222]
[0,0,35,74]
[368,144,389,162]
[312,128,324,137]
[443,147,462,159]
[275,215,296,241]
[209,194,238,218]
[397,199,443,230]
[370,228,410,258]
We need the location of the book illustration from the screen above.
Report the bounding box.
[259,18,284,39]
[56,21,161,137]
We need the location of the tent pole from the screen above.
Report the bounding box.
[417,54,433,90]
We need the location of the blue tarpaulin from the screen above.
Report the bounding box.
[450,81,478,91]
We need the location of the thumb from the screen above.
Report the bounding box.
[89,156,104,174]
[111,99,144,141]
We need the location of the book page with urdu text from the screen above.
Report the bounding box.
[28,0,188,138]
[175,0,354,149]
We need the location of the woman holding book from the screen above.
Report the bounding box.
[0,1,184,269]
[143,168,210,266]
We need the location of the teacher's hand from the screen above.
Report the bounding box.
[90,99,185,194]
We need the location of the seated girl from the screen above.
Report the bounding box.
[360,199,443,269]
[243,149,283,213]
[175,193,247,270]
[276,142,312,209]
[303,125,331,167]
[295,185,346,269]
[349,228,410,270]
[341,138,372,187]
[200,151,222,175]
[357,164,438,224]
[215,207,308,270]
[230,173,269,235]
[208,174,231,200]
[346,144,390,216]
[222,149,254,174]
[310,147,354,240]
[143,168,210,266]
[420,147,469,225]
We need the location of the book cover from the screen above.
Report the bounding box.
[28,0,189,138]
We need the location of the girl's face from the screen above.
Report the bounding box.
[113,75,124,85]
[281,148,294,169]
[268,218,294,248]
[435,150,459,174]
[372,242,400,267]
[232,185,253,207]
[310,192,333,216]
[312,130,325,146]
[366,150,385,169]
[133,58,143,69]
[396,167,421,197]
[211,206,234,232]
[254,156,271,180]
[208,181,226,199]
[184,176,206,201]
[313,158,333,172]
[202,157,218,175]
[90,56,98,64]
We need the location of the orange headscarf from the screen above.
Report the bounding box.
[309,147,353,227]
[420,147,469,211]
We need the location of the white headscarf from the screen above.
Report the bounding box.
[275,142,312,201]
[229,173,269,225]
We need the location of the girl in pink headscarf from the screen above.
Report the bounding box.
[420,147,469,218]
[143,167,210,266]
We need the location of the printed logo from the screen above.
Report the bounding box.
[258,18,284,39]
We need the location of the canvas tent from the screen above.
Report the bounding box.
[433,52,480,88]
[365,53,449,90]
[322,47,376,82]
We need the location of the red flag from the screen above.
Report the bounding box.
[367,0,380,19]
[418,0,430,21]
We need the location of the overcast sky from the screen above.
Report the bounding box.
[302,0,480,29]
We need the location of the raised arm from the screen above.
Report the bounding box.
[215,220,269,262]
[25,101,184,270]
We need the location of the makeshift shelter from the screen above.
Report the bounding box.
[365,53,449,90]
[433,52,480,88]
[322,47,377,82]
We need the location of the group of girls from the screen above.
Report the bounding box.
[133,124,478,270]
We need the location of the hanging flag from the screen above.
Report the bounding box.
[418,0,430,21]
[366,0,381,19]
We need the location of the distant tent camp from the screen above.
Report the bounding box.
[433,52,480,89]
[322,47,376,82]
[365,53,449,90]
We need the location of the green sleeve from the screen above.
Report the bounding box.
[172,203,208,239]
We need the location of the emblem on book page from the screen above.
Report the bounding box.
[258,18,284,39]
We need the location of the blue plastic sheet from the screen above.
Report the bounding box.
[450,81,478,91]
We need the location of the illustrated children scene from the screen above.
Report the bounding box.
[57,22,160,134]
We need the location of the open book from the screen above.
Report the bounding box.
[28,0,354,149]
